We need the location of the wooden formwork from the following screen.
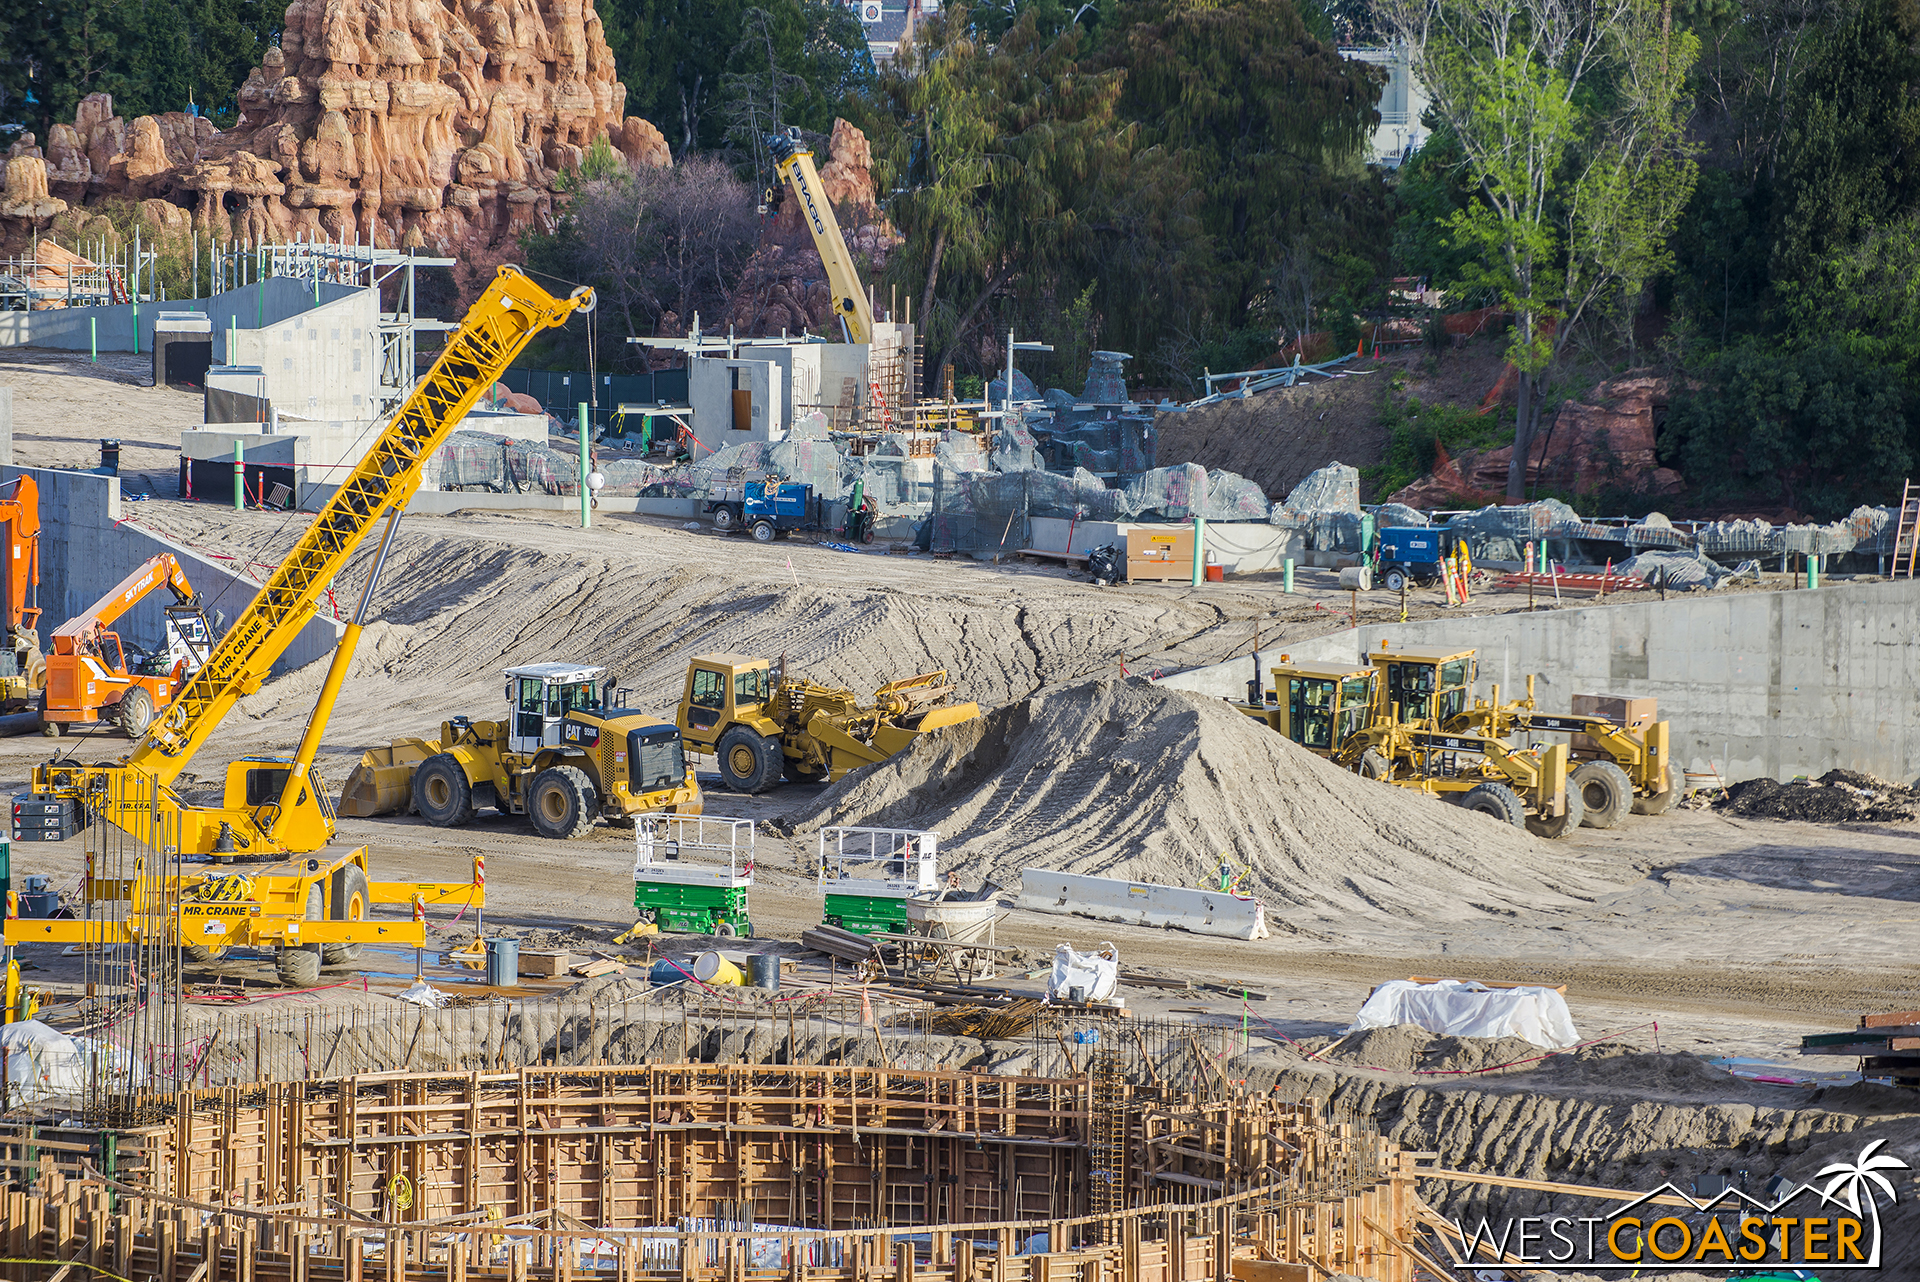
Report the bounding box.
[0,1063,1423,1281]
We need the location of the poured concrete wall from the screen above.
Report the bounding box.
[227,289,381,421]
[1,464,340,672]
[1156,578,1920,784]
[0,280,360,357]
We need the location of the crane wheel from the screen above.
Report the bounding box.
[1632,765,1679,816]
[413,754,476,828]
[1357,748,1390,781]
[528,765,598,839]
[716,727,782,793]
[1525,782,1585,838]
[277,944,322,987]
[1572,760,1632,829]
[117,689,157,739]
[324,865,370,965]
[1457,782,1525,829]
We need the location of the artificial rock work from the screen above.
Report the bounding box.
[1389,371,1685,507]
[0,0,670,286]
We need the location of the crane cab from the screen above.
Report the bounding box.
[505,663,611,755]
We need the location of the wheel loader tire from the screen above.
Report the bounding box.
[528,766,597,839]
[717,727,782,793]
[413,754,475,828]
[1633,764,1679,815]
[324,865,370,965]
[277,945,322,987]
[1458,782,1525,829]
[1572,760,1633,829]
[1525,781,1585,838]
[750,519,777,543]
[117,688,157,739]
[1358,748,1390,781]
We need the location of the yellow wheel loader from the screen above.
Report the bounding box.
[343,664,702,839]
[676,654,979,793]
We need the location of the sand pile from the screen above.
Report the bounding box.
[780,678,1618,932]
[1718,769,1920,824]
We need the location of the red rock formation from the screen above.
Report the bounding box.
[1387,370,1686,508]
[0,0,669,292]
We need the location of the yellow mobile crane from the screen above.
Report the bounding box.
[768,127,875,344]
[9,267,593,984]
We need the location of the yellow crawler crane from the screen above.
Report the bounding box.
[677,654,979,792]
[9,267,593,984]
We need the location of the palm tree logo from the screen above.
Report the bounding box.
[1814,1139,1908,1268]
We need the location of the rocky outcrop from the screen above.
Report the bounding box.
[1388,370,1685,508]
[0,0,669,293]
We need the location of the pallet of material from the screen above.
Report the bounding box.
[1801,1010,1920,1059]
[519,950,576,978]
[800,924,884,964]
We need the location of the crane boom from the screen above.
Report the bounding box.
[134,267,591,784]
[33,266,592,857]
[767,129,875,344]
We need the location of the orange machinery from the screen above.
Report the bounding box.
[0,475,43,712]
[42,553,211,738]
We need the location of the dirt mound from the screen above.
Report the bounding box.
[1718,769,1920,824]
[780,678,1620,934]
[1312,1025,1546,1075]
[1153,377,1388,500]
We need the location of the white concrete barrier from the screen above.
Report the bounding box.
[1014,869,1270,940]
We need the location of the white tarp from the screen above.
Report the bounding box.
[1047,942,1119,1003]
[0,1019,143,1102]
[1350,980,1580,1049]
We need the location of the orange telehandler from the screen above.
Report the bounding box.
[41,553,213,738]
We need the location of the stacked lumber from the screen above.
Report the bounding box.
[1801,1010,1920,1086]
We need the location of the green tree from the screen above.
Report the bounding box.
[871,7,1161,389]
[1107,0,1380,326]
[1380,0,1700,499]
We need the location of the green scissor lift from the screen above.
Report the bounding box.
[633,815,754,937]
[816,825,940,936]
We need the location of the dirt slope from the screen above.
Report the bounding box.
[779,677,1619,935]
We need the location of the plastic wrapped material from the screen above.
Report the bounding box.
[1350,979,1580,1049]
[0,1019,143,1102]
[1029,468,1119,521]
[990,420,1043,473]
[788,410,830,440]
[1616,550,1752,590]
[1844,505,1896,555]
[1082,351,1131,404]
[1373,502,1428,528]
[1624,511,1690,549]
[1281,461,1361,514]
[1044,388,1079,410]
[985,368,1039,405]
[1047,941,1120,1004]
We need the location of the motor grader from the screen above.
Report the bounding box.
[1231,651,1583,837]
[342,663,702,839]
[1359,641,1676,828]
[676,654,980,793]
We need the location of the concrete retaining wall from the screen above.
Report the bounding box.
[3,464,340,674]
[0,280,360,358]
[1156,578,1920,785]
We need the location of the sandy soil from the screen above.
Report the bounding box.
[7,342,1920,1280]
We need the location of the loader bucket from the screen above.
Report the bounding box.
[914,702,980,732]
[338,737,441,817]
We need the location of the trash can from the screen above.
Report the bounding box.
[99,439,120,475]
[484,938,519,986]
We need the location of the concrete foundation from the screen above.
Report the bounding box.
[0,278,360,358]
[1,464,340,673]
[1157,577,1920,785]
